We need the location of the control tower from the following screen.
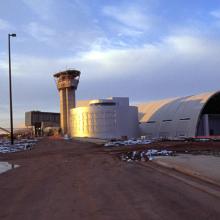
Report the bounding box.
[54,69,80,135]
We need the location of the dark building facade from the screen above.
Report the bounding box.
[25,111,60,135]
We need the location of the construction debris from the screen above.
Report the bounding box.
[104,139,152,147]
[120,149,174,162]
[0,139,37,153]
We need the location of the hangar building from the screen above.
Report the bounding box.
[138,91,220,139]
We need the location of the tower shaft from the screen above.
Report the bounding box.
[54,69,80,135]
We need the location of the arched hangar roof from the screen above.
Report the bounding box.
[137,91,220,138]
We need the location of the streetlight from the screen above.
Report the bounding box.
[8,33,16,145]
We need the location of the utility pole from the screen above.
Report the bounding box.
[8,33,16,145]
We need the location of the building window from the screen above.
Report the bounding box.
[179,118,190,121]
[90,102,116,106]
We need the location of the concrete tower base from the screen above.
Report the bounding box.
[54,69,80,135]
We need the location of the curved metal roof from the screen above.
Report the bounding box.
[137,91,219,138]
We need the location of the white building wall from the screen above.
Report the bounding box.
[138,92,219,139]
[70,97,139,139]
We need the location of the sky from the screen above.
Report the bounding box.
[1,0,220,127]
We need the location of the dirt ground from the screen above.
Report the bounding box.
[0,138,220,220]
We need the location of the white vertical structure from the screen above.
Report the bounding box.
[70,97,139,139]
[54,69,80,135]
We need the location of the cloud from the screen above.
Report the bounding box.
[69,33,220,102]
[210,9,220,28]
[13,33,220,90]
[102,5,152,34]
[1,0,220,129]
[22,0,54,20]
[22,21,104,52]
[210,10,220,19]
[0,18,12,30]
[0,56,59,128]
[1,30,220,127]
[24,22,56,43]
[163,35,214,55]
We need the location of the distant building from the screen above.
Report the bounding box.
[53,69,220,140]
[53,70,139,139]
[25,111,60,135]
[138,91,220,139]
[71,97,139,139]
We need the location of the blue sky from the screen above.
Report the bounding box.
[0,0,220,127]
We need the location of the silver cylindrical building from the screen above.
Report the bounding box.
[70,97,139,139]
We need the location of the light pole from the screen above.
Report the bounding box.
[8,33,16,145]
